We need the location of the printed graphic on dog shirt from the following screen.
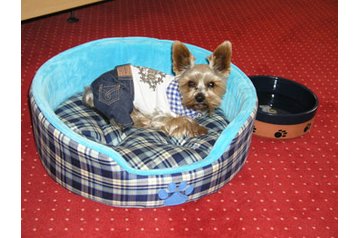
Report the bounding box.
[136,66,166,91]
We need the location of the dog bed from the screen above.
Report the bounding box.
[30,37,257,207]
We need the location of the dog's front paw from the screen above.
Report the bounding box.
[170,126,207,138]
[194,125,208,137]
[164,117,208,138]
[185,124,208,138]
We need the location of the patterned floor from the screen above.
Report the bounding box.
[21,0,337,237]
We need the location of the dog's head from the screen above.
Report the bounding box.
[172,41,232,113]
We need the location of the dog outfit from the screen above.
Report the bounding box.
[90,64,201,127]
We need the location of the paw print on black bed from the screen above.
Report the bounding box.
[304,123,312,133]
[158,181,194,206]
[274,129,287,138]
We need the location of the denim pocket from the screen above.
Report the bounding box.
[98,84,121,105]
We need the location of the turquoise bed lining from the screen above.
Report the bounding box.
[31,37,257,176]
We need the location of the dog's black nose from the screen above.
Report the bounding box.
[195,93,205,103]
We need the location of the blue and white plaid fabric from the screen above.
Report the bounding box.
[166,79,202,118]
[30,92,256,208]
[55,93,228,170]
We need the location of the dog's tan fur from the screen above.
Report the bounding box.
[83,41,232,137]
[130,41,232,137]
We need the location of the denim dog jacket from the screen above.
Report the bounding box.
[91,65,134,127]
[90,64,201,127]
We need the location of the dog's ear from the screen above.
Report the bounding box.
[208,41,232,77]
[172,41,195,75]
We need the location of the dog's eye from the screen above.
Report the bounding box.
[188,81,196,88]
[208,82,215,88]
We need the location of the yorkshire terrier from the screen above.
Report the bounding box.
[82,40,232,137]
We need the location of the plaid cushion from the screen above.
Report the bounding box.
[55,93,229,170]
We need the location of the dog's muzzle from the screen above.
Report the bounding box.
[195,93,205,103]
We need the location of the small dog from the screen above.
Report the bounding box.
[83,40,232,137]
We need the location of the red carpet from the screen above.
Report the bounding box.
[21,0,337,237]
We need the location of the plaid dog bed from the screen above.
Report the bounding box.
[55,93,229,170]
[31,38,257,207]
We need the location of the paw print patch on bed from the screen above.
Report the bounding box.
[158,182,194,206]
[55,93,229,170]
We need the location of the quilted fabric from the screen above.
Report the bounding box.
[55,93,229,170]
